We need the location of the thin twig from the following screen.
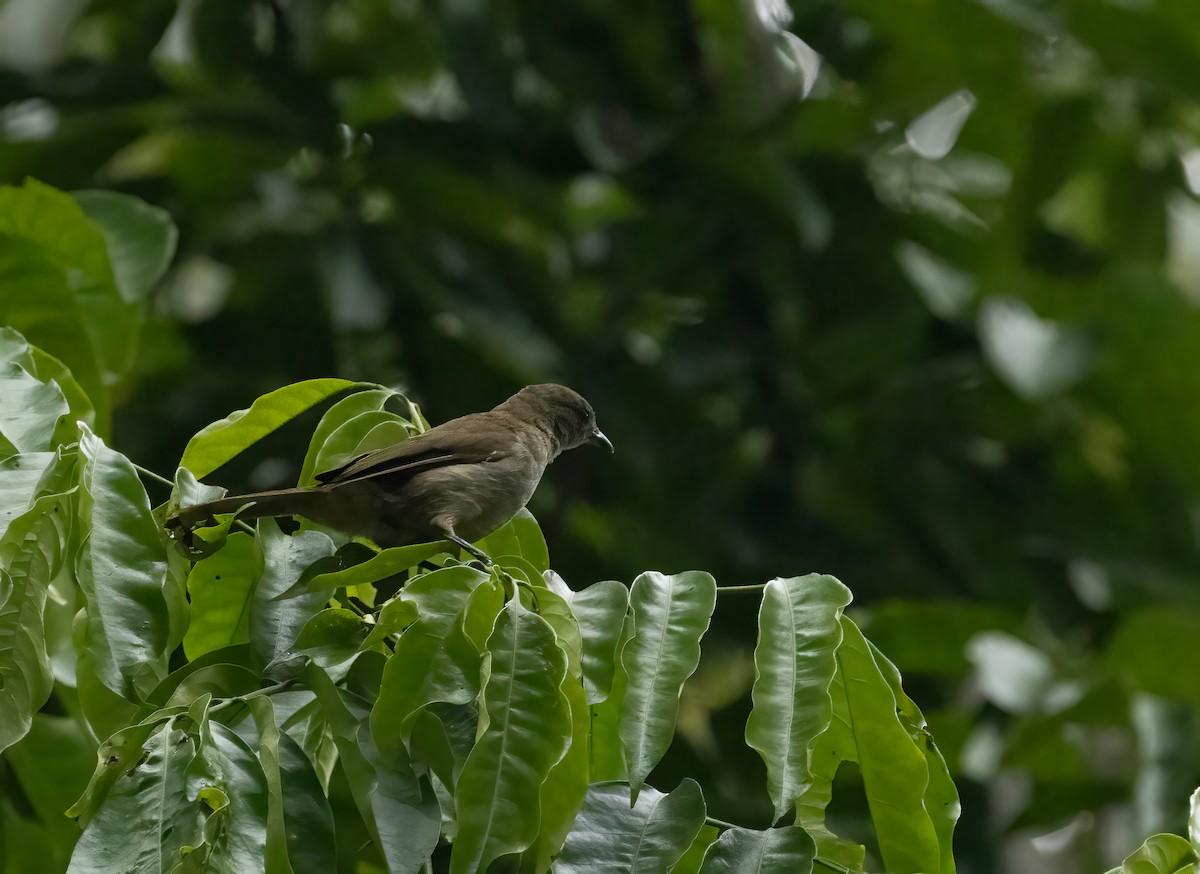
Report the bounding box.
[132,462,174,488]
[704,814,742,831]
[715,584,767,595]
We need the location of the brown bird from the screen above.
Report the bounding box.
[168,384,611,562]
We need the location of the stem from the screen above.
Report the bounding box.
[132,462,174,488]
[716,584,767,595]
[704,815,741,831]
[813,860,852,873]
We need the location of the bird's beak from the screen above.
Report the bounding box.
[590,427,614,453]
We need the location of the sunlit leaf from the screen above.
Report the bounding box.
[451,598,572,873]
[619,571,716,798]
[1102,833,1196,874]
[184,532,257,660]
[0,360,68,455]
[476,508,550,572]
[833,616,942,874]
[180,378,363,479]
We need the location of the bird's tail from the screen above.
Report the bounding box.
[167,487,325,533]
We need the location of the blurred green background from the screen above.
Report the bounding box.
[4,0,1200,870]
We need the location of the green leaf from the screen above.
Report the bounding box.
[524,586,590,870]
[370,566,493,757]
[294,608,369,667]
[0,451,55,541]
[673,824,720,874]
[590,615,633,782]
[745,574,852,823]
[1190,786,1200,854]
[554,779,707,873]
[834,616,942,874]
[249,519,336,672]
[297,386,420,486]
[75,425,176,700]
[570,579,629,705]
[1104,834,1196,874]
[68,709,207,872]
[698,826,816,874]
[306,663,440,871]
[307,541,450,591]
[0,360,68,455]
[245,696,337,874]
[619,571,717,798]
[869,639,959,874]
[184,532,257,660]
[476,508,550,572]
[72,190,178,304]
[0,326,96,441]
[451,598,572,874]
[187,718,271,872]
[180,378,362,479]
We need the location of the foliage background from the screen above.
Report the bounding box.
[4,0,1200,870]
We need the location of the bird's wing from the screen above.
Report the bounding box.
[315,413,513,485]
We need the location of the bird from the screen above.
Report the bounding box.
[167,383,611,563]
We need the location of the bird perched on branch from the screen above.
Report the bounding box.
[167,383,611,562]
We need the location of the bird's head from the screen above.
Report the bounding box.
[503,384,612,454]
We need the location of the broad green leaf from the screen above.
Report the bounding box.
[297,386,420,486]
[245,697,337,874]
[451,598,572,874]
[184,532,257,660]
[370,566,492,757]
[68,711,204,872]
[590,615,633,782]
[870,639,959,874]
[674,824,720,874]
[360,597,418,652]
[745,574,852,822]
[307,541,450,591]
[180,378,362,479]
[0,360,68,455]
[795,670,865,870]
[0,451,55,540]
[362,723,442,874]
[306,663,440,871]
[187,719,271,873]
[2,468,71,751]
[0,326,95,441]
[249,519,336,672]
[1103,834,1196,874]
[73,189,178,304]
[75,425,175,700]
[146,644,254,707]
[305,409,415,487]
[834,616,941,874]
[553,779,706,873]
[570,579,629,705]
[476,508,550,572]
[525,586,590,870]
[619,571,717,798]
[698,826,816,874]
[294,608,369,667]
